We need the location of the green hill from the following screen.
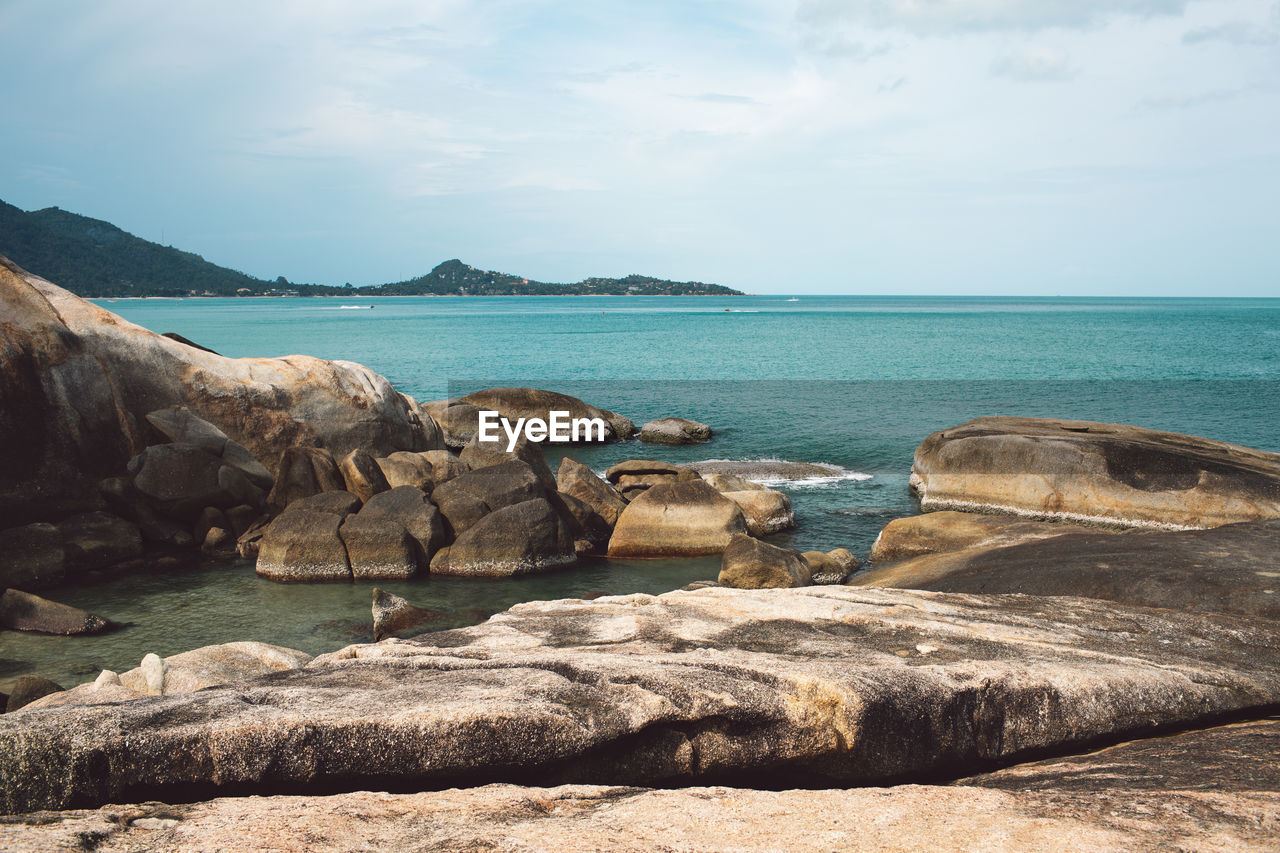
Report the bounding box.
[0,200,741,297]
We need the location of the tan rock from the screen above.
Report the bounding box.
[557,457,627,528]
[607,479,747,557]
[722,489,795,535]
[911,416,1280,529]
[338,449,391,503]
[718,534,810,588]
[870,511,1106,563]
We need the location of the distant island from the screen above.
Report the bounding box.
[0,199,742,298]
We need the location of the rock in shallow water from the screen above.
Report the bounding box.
[607,479,747,557]
[638,417,712,445]
[911,416,1280,530]
[4,586,1280,812]
[718,533,811,589]
[0,589,114,635]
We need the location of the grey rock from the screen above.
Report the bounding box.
[0,588,114,635]
[256,510,352,582]
[460,434,557,492]
[358,486,448,564]
[608,479,747,557]
[557,457,627,528]
[340,514,419,580]
[459,387,625,443]
[4,676,63,714]
[375,451,436,491]
[638,417,712,445]
[266,447,344,514]
[430,498,575,577]
[145,406,273,489]
[719,534,811,589]
[372,588,442,641]
[0,523,65,589]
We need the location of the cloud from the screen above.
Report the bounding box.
[796,0,1190,35]
[1182,21,1277,45]
[991,48,1077,82]
[1137,86,1253,111]
[685,93,758,104]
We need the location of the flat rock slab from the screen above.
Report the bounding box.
[911,416,1280,529]
[4,587,1280,813]
[850,519,1280,620]
[869,511,1109,563]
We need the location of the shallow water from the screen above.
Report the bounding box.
[4,295,1278,693]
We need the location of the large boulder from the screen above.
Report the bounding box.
[718,534,811,589]
[265,447,344,514]
[870,511,1108,563]
[0,523,66,588]
[420,400,485,449]
[721,489,795,536]
[801,549,861,585]
[556,457,627,528]
[430,498,576,577]
[255,492,360,582]
[339,514,419,580]
[911,416,1280,530]
[459,434,557,492]
[700,472,766,493]
[144,406,273,490]
[638,417,711,445]
[459,387,627,443]
[429,460,546,536]
[5,586,1280,812]
[0,254,430,526]
[0,588,114,635]
[357,486,447,565]
[130,443,265,520]
[375,451,436,491]
[607,480,747,557]
[604,459,698,501]
[53,511,143,573]
[849,518,1280,620]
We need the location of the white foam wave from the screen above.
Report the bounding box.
[693,458,873,488]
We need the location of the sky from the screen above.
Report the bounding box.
[1,0,1277,295]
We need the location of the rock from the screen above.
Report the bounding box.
[236,518,269,559]
[459,387,626,442]
[4,676,63,713]
[339,449,391,503]
[849,518,1280,620]
[9,765,1280,853]
[800,551,851,584]
[460,433,557,491]
[224,504,261,537]
[719,534,811,589]
[0,523,65,588]
[279,490,363,518]
[93,670,120,688]
[265,446,344,514]
[722,489,795,536]
[700,472,765,492]
[6,586,1280,813]
[604,459,685,483]
[556,457,627,528]
[550,492,612,551]
[870,511,1107,563]
[52,511,144,573]
[0,255,431,527]
[601,409,636,440]
[358,486,448,565]
[145,406,273,489]
[911,416,1280,530]
[372,588,442,640]
[375,451,436,491]
[419,450,469,485]
[430,460,546,536]
[403,397,447,452]
[638,417,712,445]
[430,498,576,577]
[130,443,265,520]
[828,548,861,574]
[0,589,114,635]
[421,400,485,449]
[116,642,313,696]
[256,509,352,583]
[608,479,747,557]
[201,526,236,556]
[340,514,419,580]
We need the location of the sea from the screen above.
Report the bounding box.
[5,294,1279,689]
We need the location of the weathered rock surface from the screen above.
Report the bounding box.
[421,400,485,449]
[374,450,436,491]
[3,676,63,714]
[338,513,418,580]
[801,548,862,585]
[144,406,273,490]
[4,586,1280,813]
[0,523,66,588]
[604,459,684,482]
[0,255,430,525]
[264,446,344,514]
[430,498,576,577]
[459,433,557,491]
[849,518,1280,620]
[372,588,443,640]
[255,493,357,582]
[687,458,850,482]
[430,459,546,536]
[607,479,748,557]
[130,443,265,520]
[722,488,795,535]
[911,416,1280,529]
[700,472,766,492]
[0,588,114,635]
[337,448,390,503]
[718,534,811,589]
[870,511,1107,563]
[357,486,447,565]
[638,417,712,444]
[7,771,1279,853]
[460,387,626,442]
[557,457,627,527]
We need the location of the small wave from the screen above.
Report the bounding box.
[318,305,374,310]
[691,458,872,488]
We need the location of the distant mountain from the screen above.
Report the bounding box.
[0,200,741,297]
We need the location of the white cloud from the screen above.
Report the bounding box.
[991,48,1077,82]
[797,0,1190,34]
[1182,20,1278,44]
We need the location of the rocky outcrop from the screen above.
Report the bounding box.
[337,449,390,503]
[4,586,1280,813]
[869,511,1107,563]
[0,588,115,635]
[718,534,811,589]
[700,472,766,492]
[356,486,447,567]
[264,447,344,514]
[420,400,485,449]
[556,458,627,528]
[338,514,418,580]
[430,460,546,537]
[607,479,747,557]
[638,417,711,445]
[430,498,576,577]
[603,459,697,501]
[144,406,273,491]
[911,416,1280,530]
[460,387,629,443]
[800,549,861,584]
[0,254,435,526]
[850,518,1280,620]
[255,492,362,582]
[459,434,557,491]
[722,489,795,535]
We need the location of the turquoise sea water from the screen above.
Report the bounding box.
[4,294,1279,689]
